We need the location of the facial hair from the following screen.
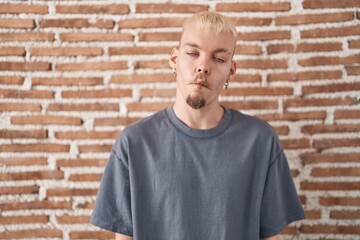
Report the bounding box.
[186,94,206,109]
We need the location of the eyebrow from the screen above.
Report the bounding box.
[183,42,231,55]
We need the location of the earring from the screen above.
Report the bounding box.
[173,68,176,76]
[224,81,229,90]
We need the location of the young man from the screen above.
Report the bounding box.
[91,12,305,240]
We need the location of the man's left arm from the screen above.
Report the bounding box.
[262,234,279,240]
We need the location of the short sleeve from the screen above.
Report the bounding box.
[90,149,133,236]
[259,150,305,238]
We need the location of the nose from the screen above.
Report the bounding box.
[197,56,210,74]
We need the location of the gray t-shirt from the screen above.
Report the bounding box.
[91,107,305,239]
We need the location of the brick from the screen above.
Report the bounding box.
[305,210,321,219]
[302,124,360,134]
[275,12,353,25]
[232,74,261,83]
[119,17,183,28]
[301,26,360,38]
[349,39,360,48]
[69,231,114,239]
[236,59,287,69]
[267,42,342,54]
[334,109,360,119]
[312,167,360,177]
[303,0,360,9]
[55,130,119,139]
[111,73,173,84]
[302,82,360,95]
[300,225,360,235]
[0,4,48,14]
[47,188,98,197]
[273,126,289,136]
[0,200,71,211]
[299,54,360,66]
[346,65,360,75]
[136,3,208,13]
[320,197,360,206]
[238,30,291,41]
[78,144,112,153]
[0,170,64,181]
[0,103,41,112]
[0,186,39,195]
[56,61,127,71]
[0,215,48,224]
[0,18,35,29]
[281,226,298,235]
[31,47,103,56]
[47,103,119,112]
[60,32,133,42]
[235,44,262,55]
[0,143,70,153]
[57,215,90,224]
[94,117,141,126]
[139,32,181,42]
[330,210,360,219]
[0,229,62,239]
[0,157,47,166]
[141,88,175,98]
[32,77,103,86]
[69,173,102,182]
[40,18,114,29]
[0,47,25,56]
[135,60,169,69]
[232,17,272,26]
[127,102,176,112]
[221,100,278,110]
[216,2,290,12]
[109,46,173,55]
[77,201,94,209]
[11,115,83,125]
[62,89,132,99]
[284,97,354,108]
[313,138,360,149]
[0,129,47,139]
[301,152,360,164]
[57,158,107,167]
[56,4,129,14]
[0,76,24,85]
[224,87,293,96]
[0,32,54,42]
[0,62,51,71]
[256,111,327,121]
[281,139,310,149]
[0,89,54,99]
[267,70,342,82]
[301,181,359,190]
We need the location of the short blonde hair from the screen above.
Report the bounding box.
[182,11,237,39]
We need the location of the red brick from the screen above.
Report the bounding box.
[284,97,354,108]
[69,173,102,182]
[267,42,342,54]
[302,124,360,134]
[56,158,107,167]
[0,170,64,181]
[40,19,114,28]
[94,117,141,127]
[0,143,70,153]
[281,139,310,149]
[267,70,342,82]
[232,17,272,26]
[302,82,360,95]
[31,47,103,56]
[77,201,94,209]
[236,59,288,69]
[346,65,360,75]
[222,100,278,110]
[139,32,181,42]
[57,215,90,224]
[0,76,24,85]
[135,60,169,69]
[232,74,261,83]
[0,200,71,211]
[0,229,62,239]
[256,111,327,121]
[141,88,175,98]
[126,102,177,112]
[0,157,47,166]
[0,32,54,42]
[224,87,293,96]
[0,4,48,14]
[56,61,127,71]
[109,46,173,55]
[69,231,114,239]
[119,17,183,28]
[0,18,35,28]
[301,26,360,38]
[55,130,119,139]
[0,215,48,224]
[299,54,360,66]
[111,73,173,84]
[273,126,289,136]
[0,47,25,56]
[301,152,360,164]
[0,186,39,195]
[60,32,133,42]
[300,225,360,235]
[305,210,321,219]
[216,2,290,12]
[32,77,103,86]
[0,89,53,99]
[136,3,208,13]
[334,109,360,119]
[349,39,360,48]
[78,144,112,153]
[0,130,47,139]
[47,188,98,197]
[320,197,360,206]
[330,210,360,219]
[56,4,129,14]
[0,103,41,112]
[11,115,82,125]
[238,30,291,41]
[62,89,132,99]
[235,44,262,55]
[47,103,118,112]
[312,167,360,177]
[303,0,360,9]
[276,12,353,25]
[313,138,360,149]
[301,181,359,190]
[0,61,51,71]
[281,226,298,235]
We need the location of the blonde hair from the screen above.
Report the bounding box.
[182,11,237,39]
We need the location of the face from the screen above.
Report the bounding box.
[169,21,237,110]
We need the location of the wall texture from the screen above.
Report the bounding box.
[0,0,359,239]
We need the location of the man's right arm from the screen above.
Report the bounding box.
[115,233,133,240]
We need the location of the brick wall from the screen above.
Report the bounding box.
[0,0,359,239]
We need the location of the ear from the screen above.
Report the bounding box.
[169,47,178,69]
[228,61,237,81]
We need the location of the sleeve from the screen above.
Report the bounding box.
[259,149,305,238]
[90,149,133,236]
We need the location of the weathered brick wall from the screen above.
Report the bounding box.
[0,0,359,239]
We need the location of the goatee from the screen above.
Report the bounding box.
[186,95,206,109]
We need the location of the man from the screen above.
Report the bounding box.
[91,12,305,240]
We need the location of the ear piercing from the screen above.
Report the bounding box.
[173,68,177,76]
[224,81,229,90]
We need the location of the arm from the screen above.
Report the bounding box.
[261,234,280,240]
[115,233,133,240]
